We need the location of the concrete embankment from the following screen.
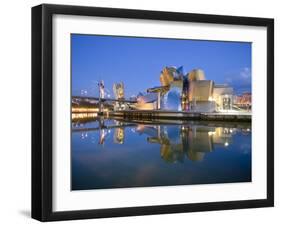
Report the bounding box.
[108,110,251,122]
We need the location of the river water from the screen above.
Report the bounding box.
[71,117,251,190]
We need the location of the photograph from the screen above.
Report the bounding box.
[71,34,252,190]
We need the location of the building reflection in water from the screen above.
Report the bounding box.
[114,127,125,144]
[140,125,235,163]
[72,118,250,163]
[98,117,107,145]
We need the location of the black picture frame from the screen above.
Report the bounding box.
[32,3,274,222]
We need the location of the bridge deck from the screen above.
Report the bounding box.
[72,96,137,103]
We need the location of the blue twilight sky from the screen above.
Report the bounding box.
[71,34,252,98]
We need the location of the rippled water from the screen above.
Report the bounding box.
[71,118,251,190]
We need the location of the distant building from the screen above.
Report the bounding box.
[113,82,125,100]
[132,66,240,113]
[233,92,252,111]
[159,66,186,111]
[188,69,206,81]
[133,92,158,110]
[213,84,234,111]
[113,82,127,110]
[188,79,216,112]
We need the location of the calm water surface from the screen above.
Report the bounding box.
[71,118,251,190]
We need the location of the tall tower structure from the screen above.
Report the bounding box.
[113,82,125,100]
[113,82,125,110]
[98,80,105,112]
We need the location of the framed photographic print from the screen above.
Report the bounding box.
[32,4,274,221]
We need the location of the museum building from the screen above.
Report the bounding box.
[144,66,234,112]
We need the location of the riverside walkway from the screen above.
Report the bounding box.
[108,110,251,122]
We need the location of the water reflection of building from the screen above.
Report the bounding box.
[73,120,250,164]
[114,127,124,144]
[131,125,235,163]
[185,126,214,161]
[211,127,234,147]
[108,123,238,162]
[132,66,234,112]
[147,126,186,163]
[143,124,235,163]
